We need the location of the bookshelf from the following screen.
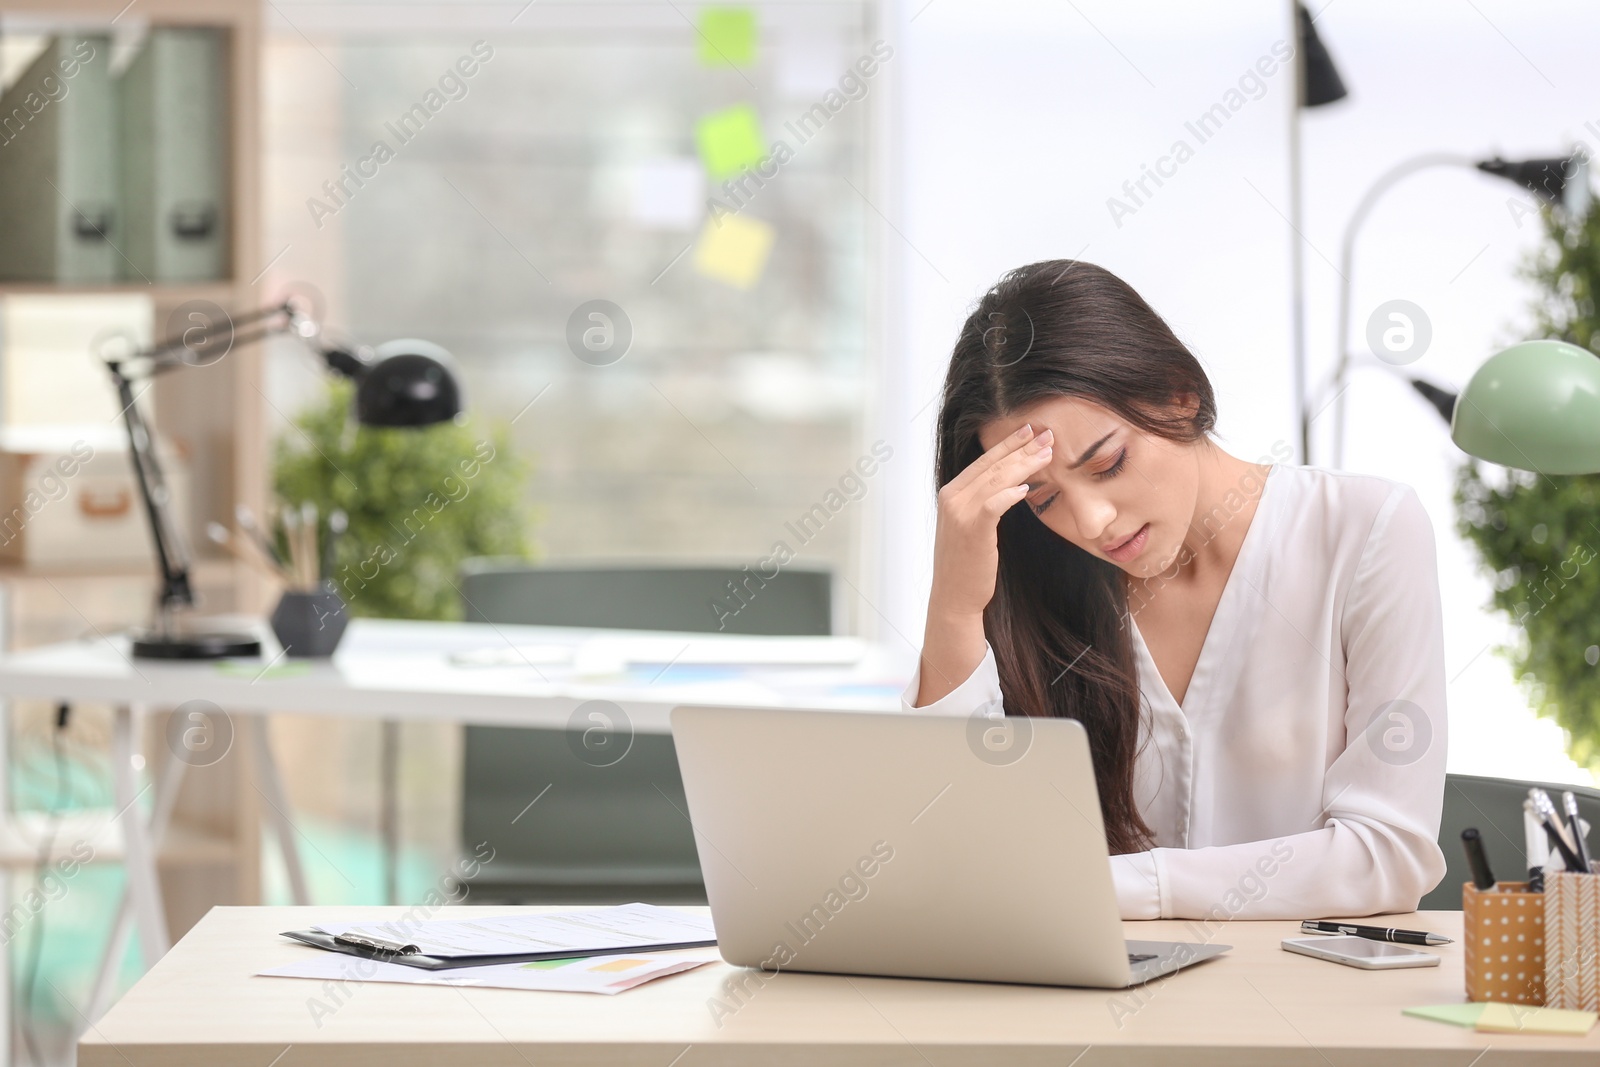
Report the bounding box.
[0,0,268,942]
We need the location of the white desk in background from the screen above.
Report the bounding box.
[0,618,908,1018]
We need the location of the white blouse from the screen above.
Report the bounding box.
[901,463,1448,920]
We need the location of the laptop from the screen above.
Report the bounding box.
[669,705,1229,988]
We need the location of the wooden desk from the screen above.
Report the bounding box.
[79,905,1600,1065]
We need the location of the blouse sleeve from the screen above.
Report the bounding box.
[900,643,1005,717]
[1140,484,1449,920]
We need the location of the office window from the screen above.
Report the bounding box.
[260,2,885,900]
[264,3,883,632]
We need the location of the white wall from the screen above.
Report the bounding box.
[876,0,1600,784]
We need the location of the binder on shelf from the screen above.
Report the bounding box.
[117,28,229,283]
[0,35,118,283]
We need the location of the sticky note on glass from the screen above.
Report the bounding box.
[628,158,704,230]
[692,214,775,289]
[695,104,766,182]
[1475,1001,1597,1035]
[697,8,756,67]
[777,34,844,97]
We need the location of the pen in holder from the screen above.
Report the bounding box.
[265,501,349,658]
[1462,881,1545,1005]
[1543,867,1600,1011]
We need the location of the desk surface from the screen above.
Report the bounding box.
[0,618,908,729]
[79,905,1598,1066]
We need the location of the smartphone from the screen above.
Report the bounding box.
[1281,936,1441,970]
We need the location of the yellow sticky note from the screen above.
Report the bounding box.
[692,213,775,289]
[1475,1001,1598,1035]
[695,104,766,181]
[588,958,650,973]
[697,8,756,67]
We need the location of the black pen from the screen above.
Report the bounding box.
[1561,792,1593,873]
[1299,920,1452,946]
[1461,827,1496,891]
[1530,791,1585,872]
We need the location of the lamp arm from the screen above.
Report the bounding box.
[108,363,194,624]
[1305,152,1476,466]
[137,301,296,371]
[107,298,349,627]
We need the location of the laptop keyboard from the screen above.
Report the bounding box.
[1128,952,1158,964]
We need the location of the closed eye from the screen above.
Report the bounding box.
[1029,490,1058,515]
[1093,448,1128,481]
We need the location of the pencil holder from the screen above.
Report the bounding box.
[1543,868,1600,1011]
[270,586,348,657]
[1463,881,1545,1005]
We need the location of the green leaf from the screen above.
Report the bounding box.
[1456,199,1600,773]
[271,382,537,621]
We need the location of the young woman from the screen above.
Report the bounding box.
[904,260,1447,921]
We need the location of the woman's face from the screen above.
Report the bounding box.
[977,395,1200,579]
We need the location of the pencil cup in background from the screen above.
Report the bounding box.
[1462,881,1545,1005]
[1543,868,1600,1011]
[270,585,348,658]
[267,499,350,657]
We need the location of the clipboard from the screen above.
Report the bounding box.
[279,928,718,971]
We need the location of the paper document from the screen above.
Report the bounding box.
[313,902,715,958]
[448,645,573,668]
[261,947,719,994]
[609,635,865,666]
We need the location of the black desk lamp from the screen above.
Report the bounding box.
[105,299,462,659]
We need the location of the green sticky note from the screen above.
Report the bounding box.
[697,8,757,67]
[214,661,311,679]
[1402,1003,1486,1028]
[519,957,582,970]
[695,104,766,181]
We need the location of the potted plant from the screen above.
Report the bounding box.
[1456,198,1600,773]
[273,381,536,621]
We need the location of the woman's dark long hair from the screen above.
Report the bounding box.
[935,260,1217,855]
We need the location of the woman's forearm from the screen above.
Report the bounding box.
[914,606,989,707]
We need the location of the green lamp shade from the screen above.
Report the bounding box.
[1451,339,1600,474]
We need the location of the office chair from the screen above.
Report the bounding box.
[457,559,835,904]
[1419,772,1600,910]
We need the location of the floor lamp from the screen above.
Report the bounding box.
[1306,151,1590,468]
[1289,1,1350,464]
